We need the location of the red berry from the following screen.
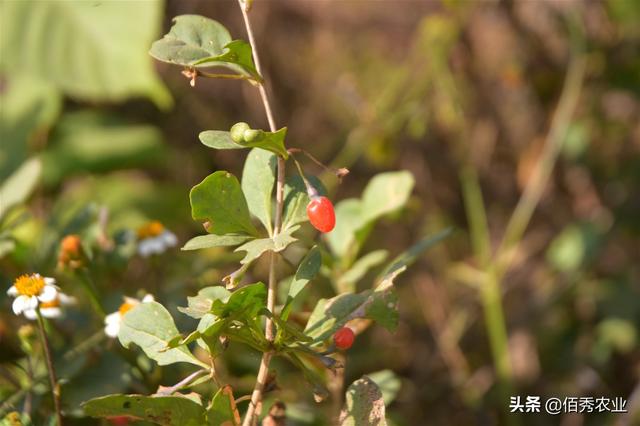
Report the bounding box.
[306,196,335,233]
[333,326,355,350]
[108,416,130,426]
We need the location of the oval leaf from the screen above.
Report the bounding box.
[242,148,276,235]
[190,171,258,236]
[181,234,253,251]
[83,394,207,426]
[119,301,206,368]
[339,377,387,426]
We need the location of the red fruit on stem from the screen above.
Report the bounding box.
[333,326,355,350]
[306,196,335,233]
[108,416,130,426]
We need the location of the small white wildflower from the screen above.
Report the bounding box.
[23,292,76,320]
[7,274,59,317]
[104,294,154,338]
[136,221,177,257]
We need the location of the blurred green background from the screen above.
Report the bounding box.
[2,0,640,425]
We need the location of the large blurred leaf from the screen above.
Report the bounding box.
[242,148,276,235]
[339,377,387,426]
[0,158,41,222]
[40,111,165,186]
[83,393,207,426]
[190,171,258,237]
[0,77,61,179]
[360,171,414,223]
[119,301,207,368]
[0,0,170,107]
[149,15,260,80]
[327,171,415,259]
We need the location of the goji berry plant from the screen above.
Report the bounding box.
[79,4,448,425]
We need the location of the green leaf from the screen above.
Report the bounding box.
[0,158,41,222]
[0,76,61,179]
[175,284,268,351]
[361,171,414,223]
[242,149,276,235]
[379,228,453,280]
[234,225,299,265]
[149,15,260,80]
[337,250,389,293]
[199,127,288,158]
[178,287,231,319]
[230,124,288,158]
[367,370,402,406]
[339,377,387,426]
[40,111,165,186]
[195,40,261,81]
[281,246,322,321]
[207,386,241,426]
[181,234,253,251]
[325,199,363,259]
[281,175,326,231]
[199,131,244,150]
[190,171,258,236]
[1,0,170,107]
[327,171,415,259]
[119,301,206,368]
[304,266,408,342]
[210,282,266,319]
[83,393,207,426]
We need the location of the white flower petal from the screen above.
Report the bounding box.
[162,231,178,247]
[104,312,121,325]
[44,277,56,286]
[41,307,62,318]
[57,293,76,305]
[26,296,39,311]
[7,286,18,296]
[138,240,153,257]
[13,296,28,315]
[38,285,58,303]
[105,321,120,338]
[142,294,155,303]
[123,296,139,305]
[23,309,37,320]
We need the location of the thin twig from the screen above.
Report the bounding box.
[156,369,208,396]
[237,1,284,425]
[36,308,62,425]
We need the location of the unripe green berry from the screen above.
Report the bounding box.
[230,122,251,143]
[243,128,265,143]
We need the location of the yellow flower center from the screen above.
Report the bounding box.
[13,274,45,297]
[119,302,135,316]
[40,298,60,309]
[137,221,165,239]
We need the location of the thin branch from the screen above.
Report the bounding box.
[36,309,62,426]
[237,1,284,425]
[156,369,209,396]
